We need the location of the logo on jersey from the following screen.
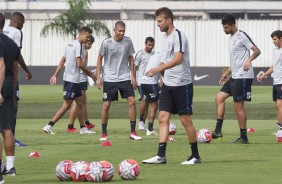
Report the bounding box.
[124,44,128,52]
[194,74,209,81]
[68,44,73,47]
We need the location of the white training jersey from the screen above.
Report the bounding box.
[272,48,282,85]
[161,29,192,86]
[3,25,22,48]
[228,30,255,79]
[141,52,162,84]
[99,36,135,82]
[63,39,84,83]
[80,48,88,83]
[134,49,155,86]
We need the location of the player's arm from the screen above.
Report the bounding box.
[0,57,5,106]
[18,54,32,80]
[77,57,96,82]
[243,45,261,71]
[83,50,88,66]
[257,66,273,82]
[50,57,65,85]
[13,60,19,92]
[146,52,182,77]
[129,55,137,89]
[219,68,231,85]
[96,53,103,90]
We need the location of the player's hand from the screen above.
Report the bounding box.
[131,78,137,90]
[96,78,102,90]
[25,71,32,80]
[219,75,228,85]
[145,67,158,77]
[49,76,57,85]
[257,74,265,83]
[91,73,97,83]
[243,60,251,71]
[0,94,3,106]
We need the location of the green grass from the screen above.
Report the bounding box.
[4,85,281,184]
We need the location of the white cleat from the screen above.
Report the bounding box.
[142,155,166,164]
[130,132,142,140]
[181,157,201,165]
[80,127,96,134]
[146,130,158,136]
[43,125,55,134]
[138,121,146,131]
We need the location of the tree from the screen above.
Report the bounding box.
[40,0,110,39]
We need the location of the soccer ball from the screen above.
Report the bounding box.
[118,159,140,180]
[70,161,90,182]
[276,130,282,142]
[197,128,213,143]
[55,160,73,181]
[85,162,105,182]
[99,160,114,181]
[169,122,177,135]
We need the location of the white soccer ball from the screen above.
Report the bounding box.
[55,160,73,181]
[85,162,105,182]
[169,122,177,135]
[118,159,140,180]
[99,160,114,181]
[276,130,282,142]
[197,128,213,143]
[70,161,90,182]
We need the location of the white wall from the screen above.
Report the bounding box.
[16,19,281,67]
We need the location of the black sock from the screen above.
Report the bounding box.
[240,129,247,140]
[48,121,55,126]
[102,123,107,134]
[80,125,85,128]
[157,142,167,157]
[140,115,144,122]
[68,124,74,129]
[215,119,223,132]
[130,121,136,132]
[148,122,153,131]
[190,142,200,159]
[85,120,90,125]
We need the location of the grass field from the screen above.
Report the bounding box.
[4,85,281,184]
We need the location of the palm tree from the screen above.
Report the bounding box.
[40,0,110,39]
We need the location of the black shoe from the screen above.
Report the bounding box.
[138,97,142,101]
[212,131,223,139]
[0,174,4,184]
[276,122,282,129]
[3,167,16,176]
[230,137,249,144]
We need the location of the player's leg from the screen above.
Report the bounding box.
[137,85,143,101]
[146,101,158,136]
[100,101,111,140]
[274,85,282,129]
[67,102,78,132]
[80,82,95,129]
[138,98,148,131]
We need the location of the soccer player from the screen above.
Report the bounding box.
[141,52,162,136]
[134,37,155,131]
[0,39,4,183]
[142,7,201,165]
[0,12,21,176]
[43,27,96,135]
[96,20,142,141]
[4,12,32,147]
[257,30,282,132]
[211,14,261,144]
[67,35,96,132]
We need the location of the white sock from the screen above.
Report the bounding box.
[6,156,15,170]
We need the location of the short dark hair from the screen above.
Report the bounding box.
[155,7,174,23]
[115,20,126,28]
[0,12,5,29]
[221,14,236,25]
[79,26,92,34]
[145,37,155,43]
[11,12,25,21]
[271,30,282,39]
[87,34,95,43]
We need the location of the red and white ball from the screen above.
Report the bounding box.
[276,130,282,142]
[85,161,105,182]
[118,159,140,180]
[169,122,177,135]
[70,161,90,182]
[55,160,74,181]
[197,128,213,143]
[99,160,114,181]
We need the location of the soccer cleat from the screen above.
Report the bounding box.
[80,127,96,134]
[138,97,142,101]
[3,167,16,176]
[15,139,28,146]
[212,131,223,139]
[130,132,142,140]
[181,156,201,165]
[99,134,108,141]
[230,137,249,144]
[66,127,78,133]
[85,122,95,129]
[276,122,282,129]
[138,121,146,131]
[146,130,158,136]
[43,124,55,134]
[0,174,3,184]
[142,155,166,164]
